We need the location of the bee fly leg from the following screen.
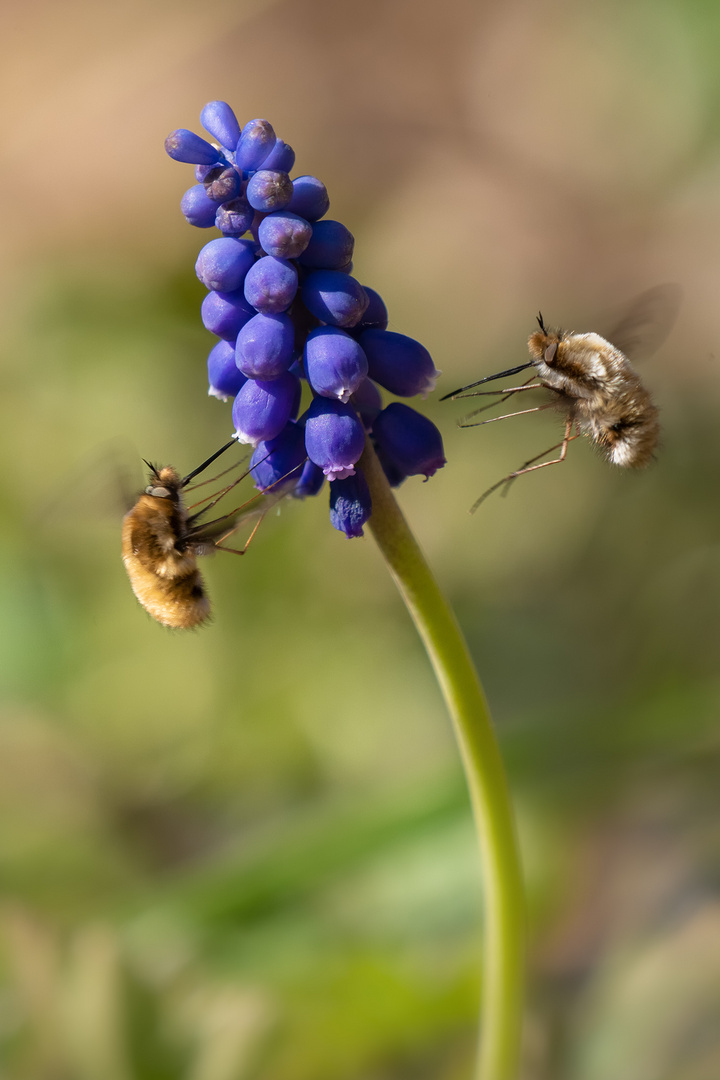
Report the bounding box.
[211,460,305,553]
[456,380,541,401]
[461,401,554,429]
[184,453,250,495]
[470,420,578,512]
[458,377,545,424]
[213,513,267,555]
[185,449,276,525]
[499,419,579,494]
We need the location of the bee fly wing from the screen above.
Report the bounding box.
[38,437,143,532]
[606,283,682,360]
[187,503,263,544]
[185,482,296,546]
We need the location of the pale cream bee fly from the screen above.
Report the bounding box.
[442,285,680,510]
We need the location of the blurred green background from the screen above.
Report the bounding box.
[2,0,720,1077]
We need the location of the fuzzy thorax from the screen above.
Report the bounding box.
[527,328,660,468]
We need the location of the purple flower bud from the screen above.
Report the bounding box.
[304,327,368,403]
[299,220,354,270]
[372,403,446,482]
[215,198,254,236]
[235,119,277,172]
[232,371,300,446]
[301,271,369,328]
[246,170,293,212]
[257,212,312,259]
[195,237,255,292]
[261,139,295,172]
[350,378,384,430]
[203,165,242,203]
[244,256,298,314]
[235,313,295,379]
[200,101,241,151]
[207,340,247,401]
[304,397,365,481]
[353,287,388,333]
[201,289,254,341]
[329,470,372,538]
[181,185,218,228]
[250,421,307,492]
[286,175,330,222]
[293,458,325,498]
[165,129,224,165]
[359,329,440,397]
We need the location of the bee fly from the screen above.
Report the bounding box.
[442,285,680,510]
[122,440,273,629]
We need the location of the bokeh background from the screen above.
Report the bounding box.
[2,0,720,1077]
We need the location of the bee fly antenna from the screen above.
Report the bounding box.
[536,312,546,333]
[143,459,160,477]
[181,439,238,487]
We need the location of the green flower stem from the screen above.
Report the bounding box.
[360,437,525,1080]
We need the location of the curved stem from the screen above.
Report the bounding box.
[360,438,525,1080]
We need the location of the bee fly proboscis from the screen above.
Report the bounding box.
[442,284,681,511]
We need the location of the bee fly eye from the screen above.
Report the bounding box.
[544,343,558,364]
[145,485,171,498]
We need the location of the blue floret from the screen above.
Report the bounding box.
[200,101,242,152]
[301,270,369,328]
[215,198,254,236]
[250,421,307,492]
[202,165,243,203]
[329,472,372,538]
[207,340,247,401]
[372,403,446,483]
[286,175,330,222]
[195,237,255,292]
[257,212,312,259]
[181,185,219,228]
[304,327,368,403]
[165,129,225,165]
[236,119,277,172]
[359,329,440,397]
[243,257,298,314]
[232,371,300,446]
[261,139,296,173]
[304,397,366,481]
[201,289,254,341]
[246,170,293,213]
[236,313,296,380]
[299,220,354,270]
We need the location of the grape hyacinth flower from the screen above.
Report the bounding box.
[162,101,525,1080]
[207,339,247,401]
[165,99,445,538]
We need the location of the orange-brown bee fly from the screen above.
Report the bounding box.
[122,440,274,628]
